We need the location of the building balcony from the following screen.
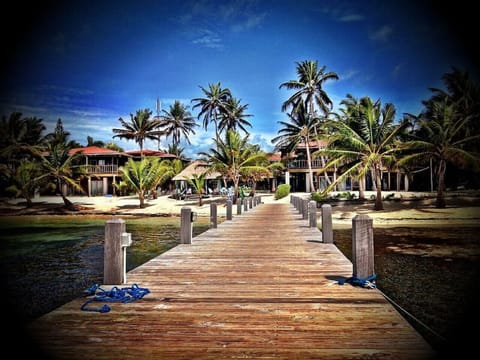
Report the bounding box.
[287,159,324,169]
[85,164,119,175]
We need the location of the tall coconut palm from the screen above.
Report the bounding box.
[218,97,253,135]
[316,97,408,210]
[191,82,232,144]
[279,60,339,116]
[159,100,198,147]
[113,108,163,155]
[279,60,339,185]
[200,130,270,203]
[398,98,480,208]
[271,101,320,192]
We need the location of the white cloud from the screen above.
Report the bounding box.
[191,29,223,49]
[369,25,393,43]
[338,14,364,22]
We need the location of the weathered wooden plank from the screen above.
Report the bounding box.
[28,202,435,359]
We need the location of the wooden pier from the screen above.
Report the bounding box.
[28,202,434,359]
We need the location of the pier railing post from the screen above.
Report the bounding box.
[244,198,248,212]
[321,204,333,243]
[352,214,374,279]
[210,202,217,228]
[181,207,192,244]
[104,218,125,285]
[237,198,242,215]
[302,199,309,220]
[226,200,233,220]
[309,200,317,227]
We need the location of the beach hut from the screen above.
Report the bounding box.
[171,160,222,198]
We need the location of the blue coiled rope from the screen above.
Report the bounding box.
[81,283,150,313]
[338,274,377,288]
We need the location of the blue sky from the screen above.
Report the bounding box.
[1,0,477,158]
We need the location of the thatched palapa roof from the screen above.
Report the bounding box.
[172,160,221,181]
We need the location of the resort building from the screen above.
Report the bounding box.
[69,146,180,196]
[277,141,409,193]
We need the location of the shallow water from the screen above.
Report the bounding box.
[333,226,480,353]
[1,215,479,354]
[0,215,211,322]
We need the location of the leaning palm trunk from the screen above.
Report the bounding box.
[435,159,447,208]
[56,179,77,210]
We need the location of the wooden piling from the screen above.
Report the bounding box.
[104,218,125,284]
[302,199,309,220]
[321,204,333,243]
[237,198,242,215]
[309,200,317,228]
[352,214,374,279]
[226,200,232,220]
[210,202,217,228]
[181,207,192,244]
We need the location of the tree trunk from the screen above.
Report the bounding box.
[25,196,33,208]
[436,159,446,208]
[305,141,315,192]
[61,194,78,211]
[374,166,383,211]
[139,192,145,208]
[358,176,365,200]
[233,179,239,204]
[198,193,203,207]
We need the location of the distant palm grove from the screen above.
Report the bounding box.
[1,61,479,210]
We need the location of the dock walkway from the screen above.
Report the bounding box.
[29,202,434,359]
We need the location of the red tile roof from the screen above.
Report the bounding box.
[69,146,127,156]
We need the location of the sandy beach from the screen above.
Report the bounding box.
[1,190,480,228]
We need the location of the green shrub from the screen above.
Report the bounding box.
[311,191,329,202]
[275,184,291,200]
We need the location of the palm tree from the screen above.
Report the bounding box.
[191,82,232,144]
[218,97,252,134]
[112,108,163,155]
[398,98,480,208]
[35,143,85,210]
[279,60,339,185]
[86,136,105,147]
[279,60,339,116]
[0,159,43,207]
[200,130,270,203]
[271,100,320,192]
[119,157,174,208]
[159,100,198,147]
[167,144,185,158]
[185,172,208,206]
[0,112,46,163]
[316,97,408,210]
[105,141,124,152]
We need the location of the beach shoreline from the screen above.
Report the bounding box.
[1,190,480,227]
